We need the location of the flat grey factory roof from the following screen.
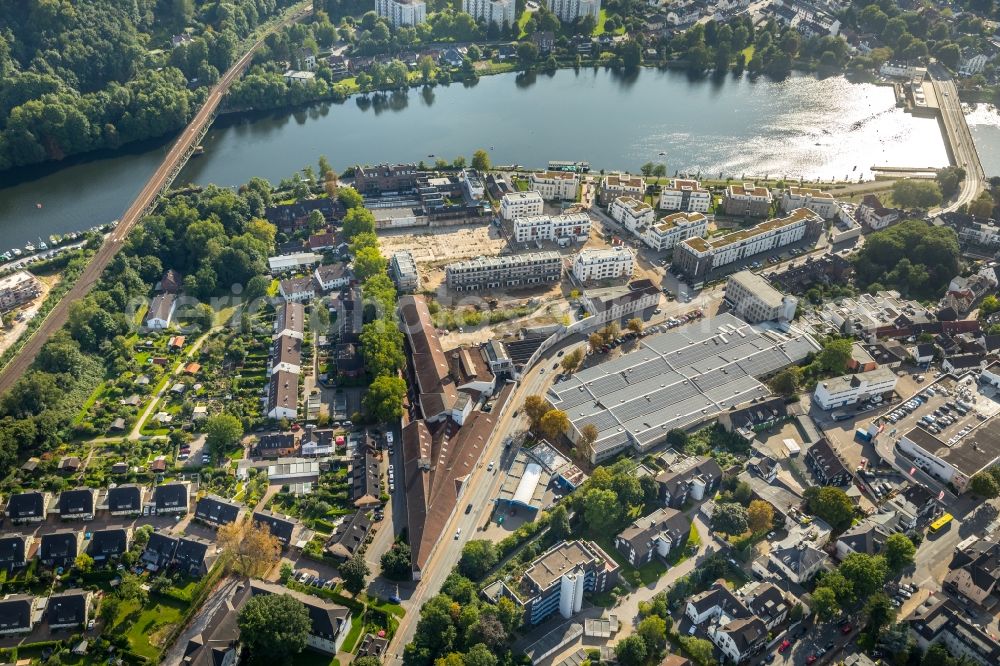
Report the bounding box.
[547,314,819,456]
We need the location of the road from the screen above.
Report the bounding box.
[0,4,313,397]
[385,336,584,663]
[927,64,986,214]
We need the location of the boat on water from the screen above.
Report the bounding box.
[12,248,22,257]
[24,242,35,253]
[192,145,205,156]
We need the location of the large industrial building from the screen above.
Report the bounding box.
[547,313,820,463]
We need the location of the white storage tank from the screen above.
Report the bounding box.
[559,571,585,618]
[690,476,707,501]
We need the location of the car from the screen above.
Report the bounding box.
[816,648,827,658]
[825,642,834,651]
[454,528,462,539]
[557,350,564,356]
[487,461,495,471]
[778,640,791,653]
[465,503,473,514]
[764,655,775,664]
[841,624,852,634]
[389,594,402,604]
[807,656,817,665]
[688,625,697,636]
[552,363,559,370]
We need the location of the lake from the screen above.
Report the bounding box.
[0,67,968,251]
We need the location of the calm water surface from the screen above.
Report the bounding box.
[0,68,967,250]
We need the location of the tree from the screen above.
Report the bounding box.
[840,553,889,599]
[74,553,94,572]
[885,533,917,572]
[769,366,801,396]
[970,470,1000,498]
[678,636,716,666]
[936,166,966,199]
[818,338,853,375]
[863,592,897,633]
[218,521,281,578]
[626,318,643,334]
[581,487,624,534]
[589,333,604,351]
[355,658,381,666]
[341,553,370,596]
[548,504,572,540]
[364,375,406,420]
[465,644,498,666]
[458,540,498,580]
[204,413,243,454]
[117,573,147,604]
[969,192,995,219]
[892,179,942,209]
[980,295,1000,317]
[353,245,388,281]
[338,187,364,210]
[637,615,667,654]
[380,542,412,580]
[472,149,490,171]
[615,635,648,666]
[811,586,840,621]
[803,486,855,531]
[747,500,774,534]
[279,562,294,583]
[712,502,749,535]
[517,41,539,67]
[666,429,688,449]
[539,409,570,441]
[238,593,311,663]
[578,423,599,456]
[560,348,584,374]
[523,395,551,430]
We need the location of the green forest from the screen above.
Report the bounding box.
[0,0,298,171]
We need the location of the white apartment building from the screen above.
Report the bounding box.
[641,212,708,251]
[813,367,898,410]
[375,0,427,27]
[572,246,634,283]
[781,187,839,219]
[673,208,824,281]
[513,213,591,243]
[547,0,601,22]
[463,0,515,26]
[529,171,579,201]
[659,179,711,213]
[725,271,798,323]
[723,182,773,217]
[600,173,645,204]
[608,196,655,232]
[500,191,544,221]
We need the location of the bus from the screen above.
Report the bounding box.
[929,513,953,534]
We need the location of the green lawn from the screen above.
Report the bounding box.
[341,615,366,653]
[114,596,188,659]
[294,651,340,666]
[593,8,609,35]
[595,534,668,586]
[741,45,755,62]
[517,9,533,39]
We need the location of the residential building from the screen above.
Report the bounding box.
[270,336,302,377]
[265,198,338,234]
[578,279,660,327]
[805,438,852,486]
[908,594,1000,666]
[5,491,49,523]
[352,163,419,194]
[745,582,791,630]
[57,488,95,521]
[0,595,36,635]
[106,485,142,516]
[758,541,829,583]
[512,212,591,243]
[657,456,723,508]
[282,70,315,84]
[500,191,545,220]
[307,231,336,252]
[942,353,988,374]
[326,512,373,560]
[267,369,299,420]
[375,0,427,27]
[314,264,351,292]
[39,530,83,567]
[279,276,316,303]
[0,271,41,311]
[0,534,32,570]
[142,532,179,570]
[179,584,245,666]
[463,0,515,25]
[685,581,768,663]
[152,483,190,515]
[672,208,824,281]
[250,581,353,654]
[724,271,798,323]
[390,251,420,292]
[174,535,216,576]
[493,540,619,625]
[599,173,645,204]
[815,290,933,339]
[351,447,382,508]
[255,433,298,458]
[609,196,656,231]
[194,495,243,528]
[253,509,298,546]
[659,179,711,213]
[274,302,306,341]
[547,0,601,22]
[857,194,900,230]
[813,367,898,410]
[944,539,1000,610]
[47,590,91,630]
[724,183,773,217]
[836,521,891,560]
[641,212,709,251]
[356,633,389,661]
[145,293,176,329]
[718,397,788,441]
[781,187,839,219]
[572,246,635,283]
[614,508,690,566]
[445,252,562,291]
[459,168,486,200]
[548,313,820,462]
[88,528,131,561]
[530,171,580,201]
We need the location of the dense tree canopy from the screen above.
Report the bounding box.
[853,219,960,299]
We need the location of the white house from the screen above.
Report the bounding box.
[641,212,708,251]
[462,0,515,26]
[269,252,322,274]
[375,0,427,26]
[529,171,580,201]
[513,213,591,244]
[572,246,635,283]
[314,264,351,291]
[279,277,316,303]
[500,191,544,220]
[145,293,177,330]
[659,179,711,213]
[609,196,655,232]
[547,0,601,22]
[781,187,839,219]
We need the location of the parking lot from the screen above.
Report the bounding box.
[877,374,994,445]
